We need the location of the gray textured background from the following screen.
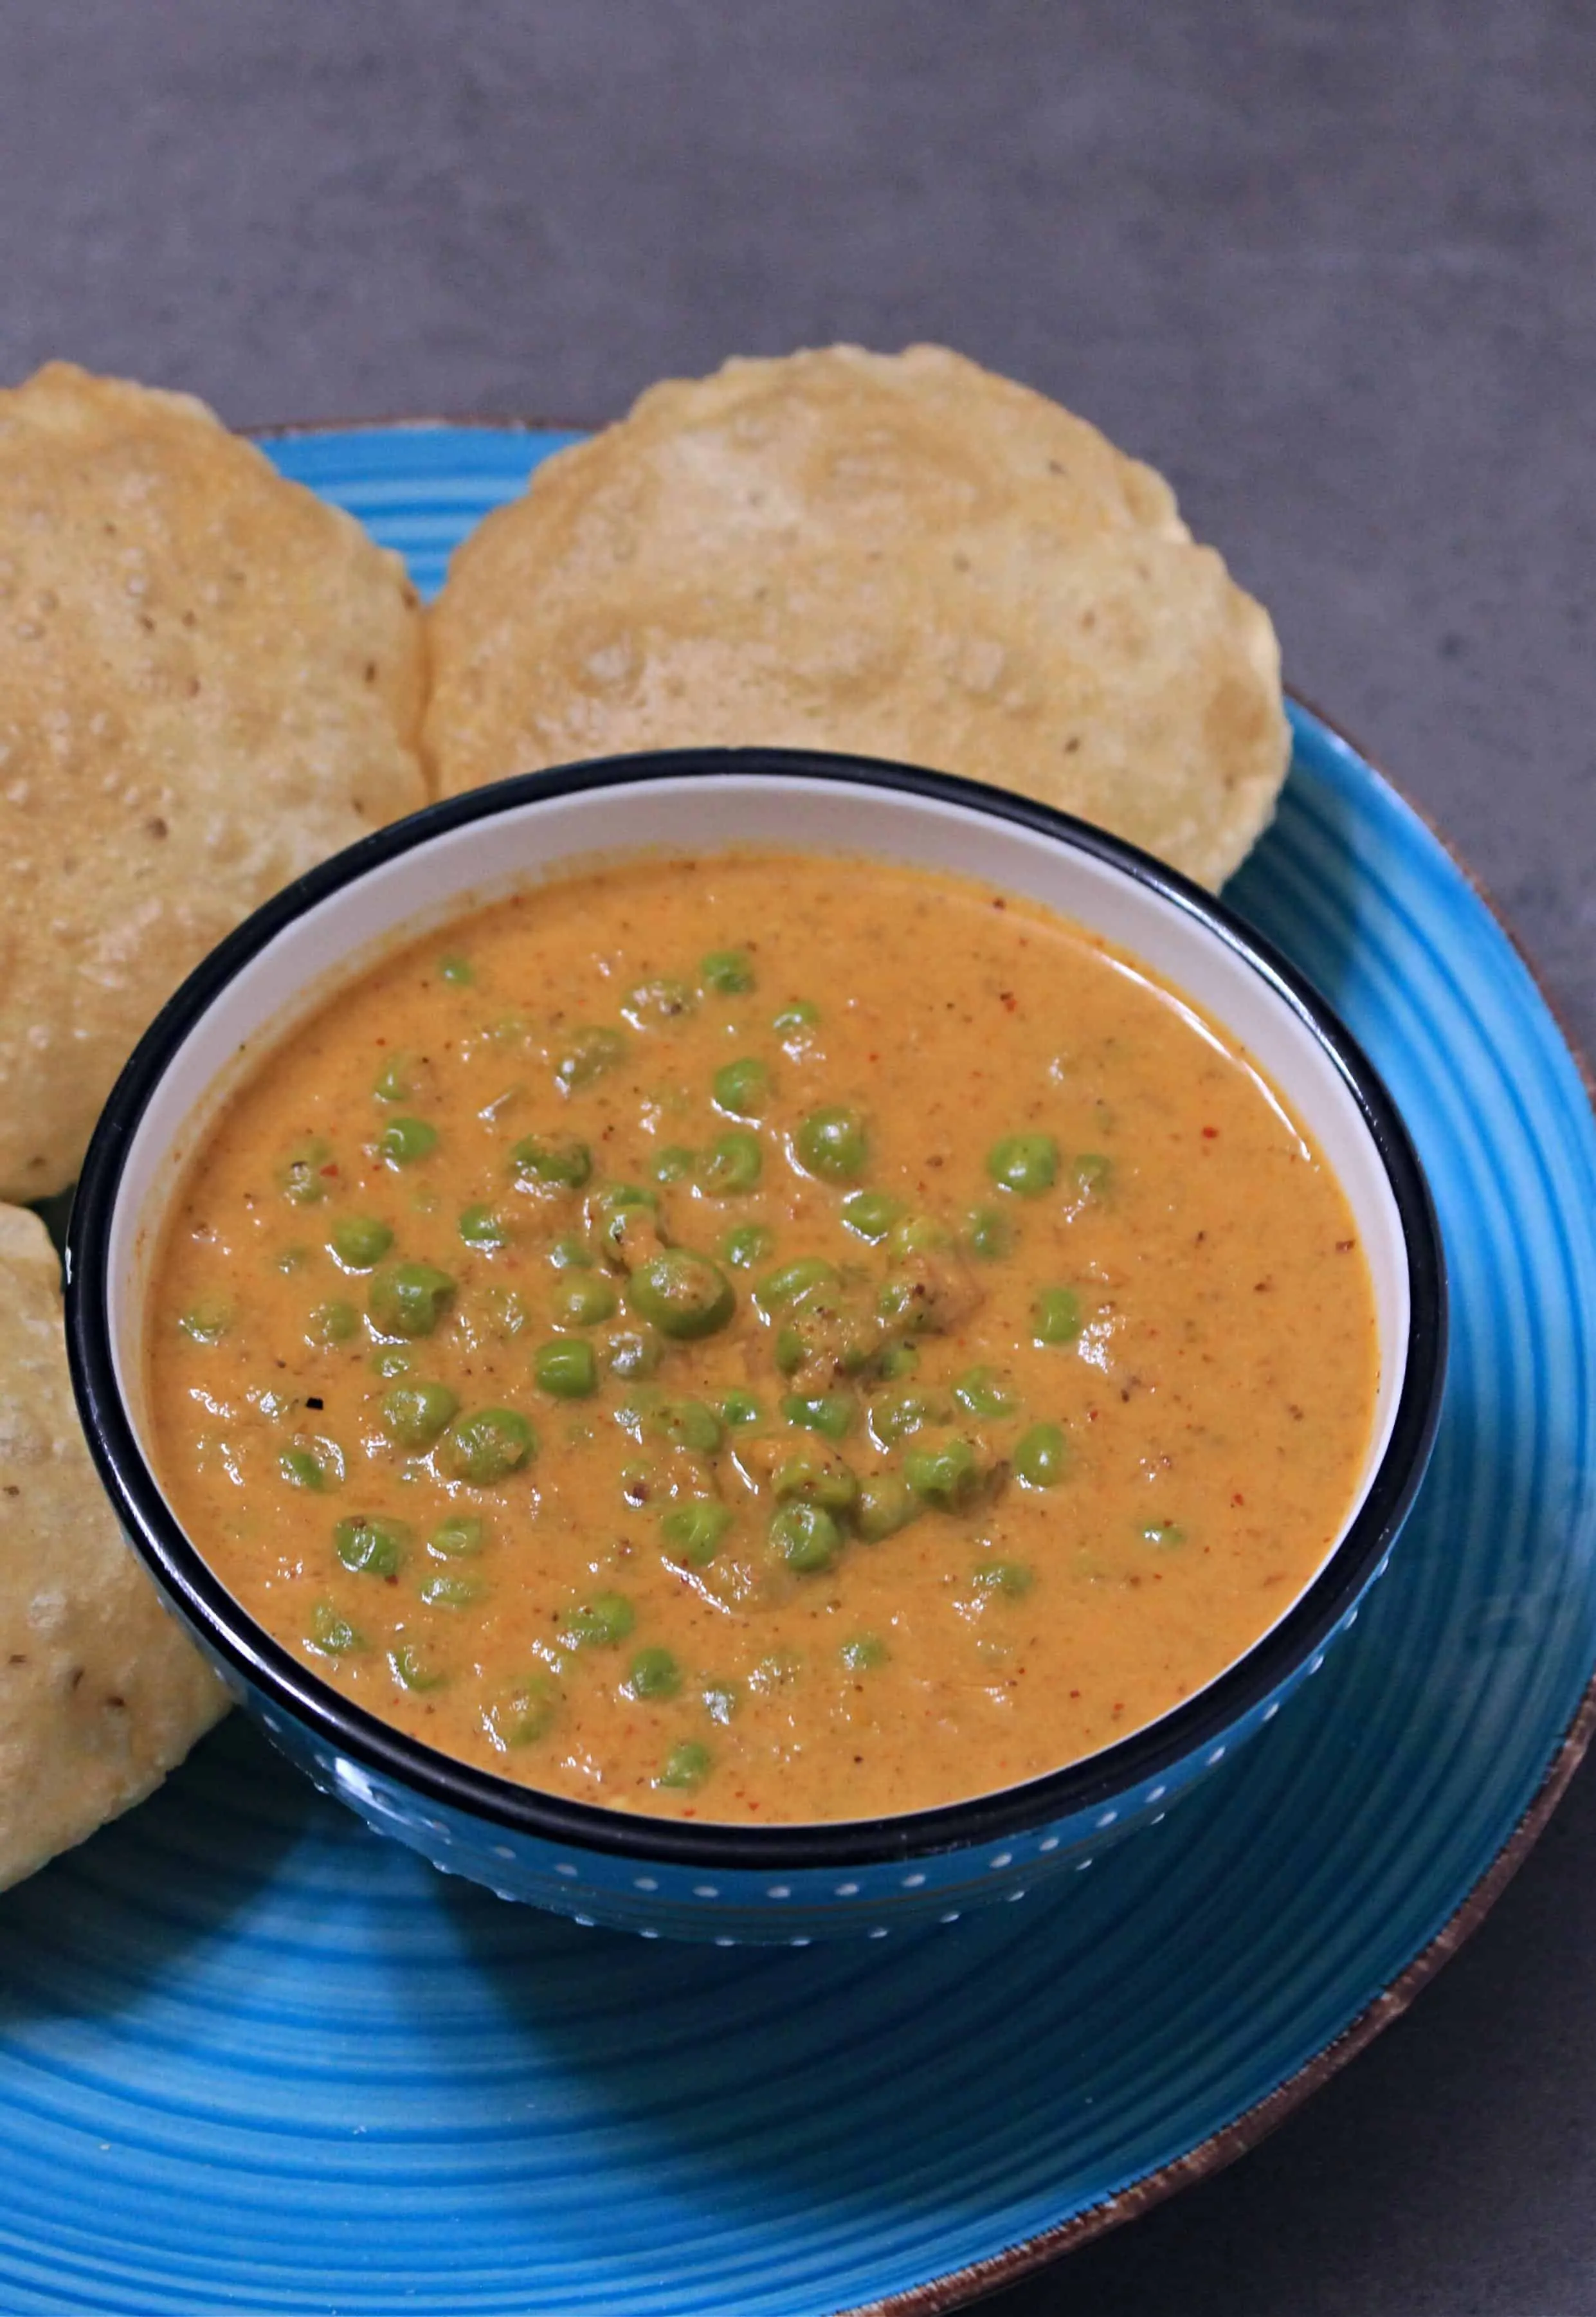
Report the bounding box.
[3,3,1593,2309]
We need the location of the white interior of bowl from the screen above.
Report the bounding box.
[105,772,1411,1716]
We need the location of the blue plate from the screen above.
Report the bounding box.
[3,426,1593,2316]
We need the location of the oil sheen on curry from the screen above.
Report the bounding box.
[148,853,1378,1825]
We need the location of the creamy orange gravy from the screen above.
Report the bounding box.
[148,854,1378,1824]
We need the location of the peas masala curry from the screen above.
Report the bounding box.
[148,852,1378,1824]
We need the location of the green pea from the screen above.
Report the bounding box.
[485,1672,561,1747]
[964,1204,1015,1261]
[987,1132,1058,1198]
[1015,1421,1068,1489]
[1033,1286,1083,1345]
[306,1300,358,1347]
[440,1408,536,1484]
[769,1502,842,1573]
[307,1602,364,1657]
[628,1646,681,1700]
[869,1385,952,1449]
[876,1253,959,1332]
[458,1203,510,1250]
[720,1389,763,1428]
[1140,1520,1188,1548]
[553,1024,627,1095]
[903,1435,983,1511]
[840,1633,888,1672]
[275,1246,309,1275]
[625,976,697,1029]
[702,1682,739,1725]
[306,1585,372,1660]
[876,1339,920,1381]
[875,1283,910,1332]
[511,1133,592,1190]
[700,948,755,995]
[1071,1152,1112,1195]
[485,1286,530,1339]
[377,1116,439,1169]
[550,1271,617,1327]
[697,1129,763,1194]
[783,1392,857,1442]
[604,1327,660,1381]
[588,1182,657,1264]
[548,1234,594,1269]
[712,1057,772,1120]
[648,1397,723,1453]
[660,1501,733,1566]
[390,1642,446,1691]
[559,1590,635,1649]
[754,1255,837,1314]
[420,1571,485,1609]
[887,1211,952,1260]
[379,1380,460,1448]
[334,1514,411,1577]
[772,999,819,1036]
[626,1249,734,1340]
[331,1215,394,1271]
[429,1513,486,1558]
[658,1739,712,1790]
[372,1055,416,1104]
[534,1339,598,1399]
[770,1446,858,1512]
[368,1260,456,1338]
[721,1222,775,1271]
[439,953,475,986]
[795,1105,869,1183]
[954,1366,1020,1419]
[855,1472,920,1541]
[178,1298,233,1345]
[652,1143,696,1185]
[973,1559,1033,1597]
[277,1138,334,1205]
[841,1189,901,1243]
[370,1345,413,1378]
[280,1439,343,1492]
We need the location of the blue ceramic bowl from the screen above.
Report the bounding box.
[66,749,1444,1943]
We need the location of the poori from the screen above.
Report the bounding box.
[424,345,1289,888]
[0,361,430,1203]
[0,1202,226,1891]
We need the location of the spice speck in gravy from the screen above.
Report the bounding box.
[148,853,1377,1824]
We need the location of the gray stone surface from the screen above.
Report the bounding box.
[1,3,1591,2307]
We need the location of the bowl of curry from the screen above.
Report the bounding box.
[66,749,1445,1942]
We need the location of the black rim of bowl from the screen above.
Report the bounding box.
[65,746,1448,1873]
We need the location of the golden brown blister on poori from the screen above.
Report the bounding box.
[0,1203,227,1891]
[424,344,1289,887]
[0,361,430,1202]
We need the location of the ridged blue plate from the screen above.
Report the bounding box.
[3,426,1593,2316]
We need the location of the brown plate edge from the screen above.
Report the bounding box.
[246,410,1596,2314]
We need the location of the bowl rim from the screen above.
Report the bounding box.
[64,745,1447,1871]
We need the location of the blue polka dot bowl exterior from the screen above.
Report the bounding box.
[65,748,1446,1944]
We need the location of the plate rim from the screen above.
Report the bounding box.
[233,421,1596,2306]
